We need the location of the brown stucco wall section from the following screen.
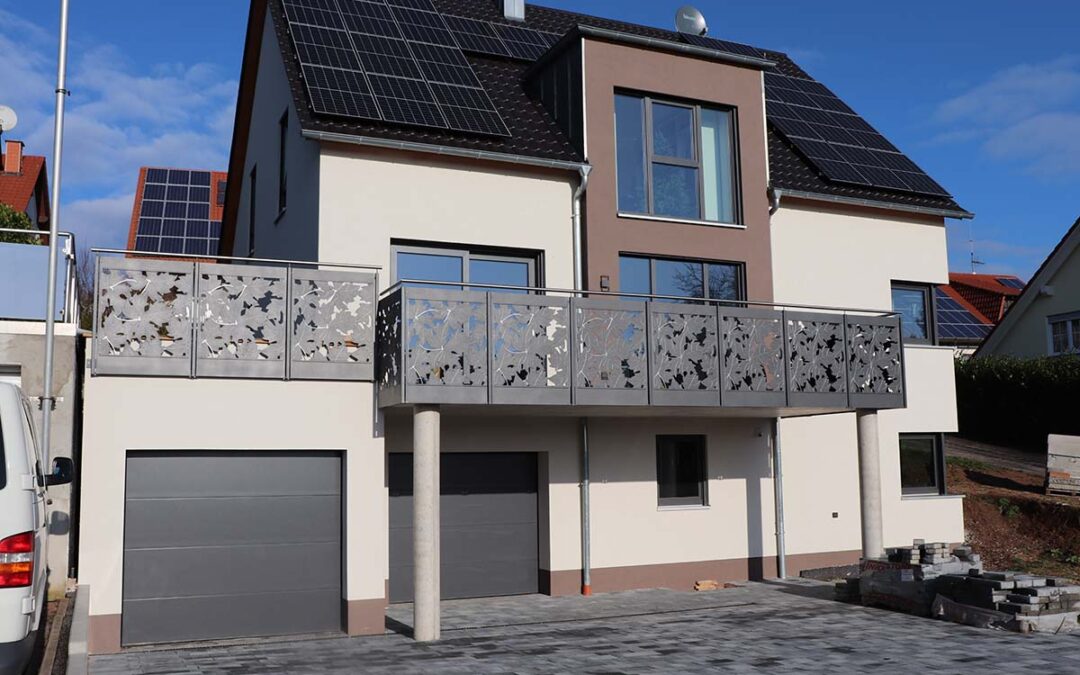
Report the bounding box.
[582,39,773,301]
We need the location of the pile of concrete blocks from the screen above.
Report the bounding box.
[836,540,1080,633]
[934,571,1080,633]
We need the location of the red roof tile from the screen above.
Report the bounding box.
[947,273,1023,324]
[0,154,48,224]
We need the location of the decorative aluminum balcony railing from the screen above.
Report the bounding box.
[90,251,379,381]
[377,282,906,410]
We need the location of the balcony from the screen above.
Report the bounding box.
[89,252,379,380]
[0,229,77,324]
[377,282,906,412]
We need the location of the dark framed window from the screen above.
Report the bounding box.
[1047,312,1080,356]
[277,110,288,215]
[891,282,935,345]
[656,435,708,507]
[615,93,739,224]
[247,165,257,257]
[899,433,945,496]
[620,254,745,303]
[391,243,538,293]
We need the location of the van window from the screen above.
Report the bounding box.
[21,401,43,488]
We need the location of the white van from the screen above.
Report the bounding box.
[0,383,72,675]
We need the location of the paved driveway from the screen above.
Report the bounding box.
[92,580,1080,674]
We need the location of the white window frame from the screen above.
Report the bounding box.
[1047,311,1080,356]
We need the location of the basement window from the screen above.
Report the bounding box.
[899,433,945,496]
[657,435,708,507]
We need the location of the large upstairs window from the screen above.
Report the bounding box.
[1048,312,1080,355]
[615,93,739,224]
[620,254,745,303]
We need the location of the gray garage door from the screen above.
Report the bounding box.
[122,451,342,645]
[389,452,538,603]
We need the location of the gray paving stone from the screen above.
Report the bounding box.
[91,582,1080,674]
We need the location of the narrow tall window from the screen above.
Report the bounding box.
[248,165,257,257]
[891,282,935,345]
[278,111,288,215]
[615,93,739,224]
[657,435,708,507]
[899,433,945,496]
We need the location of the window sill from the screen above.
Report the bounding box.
[901,492,964,501]
[904,344,953,351]
[618,212,746,230]
[274,207,287,225]
[657,503,710,511]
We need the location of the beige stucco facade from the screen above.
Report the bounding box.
[316,145,577,288]
[771,198,965,549]
[77,373,385,652]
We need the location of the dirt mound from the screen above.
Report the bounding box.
[950,463,1080,578]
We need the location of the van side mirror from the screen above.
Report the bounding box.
[46,457,74,487]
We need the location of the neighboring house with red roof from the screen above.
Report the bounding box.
[948,272,1024,325]
[0,139,50,230]
[978,217,1080,358]
[126,167,228,256]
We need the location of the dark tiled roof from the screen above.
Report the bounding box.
[270,0,580,163]
[271,0,968,215]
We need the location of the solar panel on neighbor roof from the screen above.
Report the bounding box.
[764,72,951,198]
[134,170,222,257]
[935,289,993,341]
[282,0,510,137]
[996,277,1025,289]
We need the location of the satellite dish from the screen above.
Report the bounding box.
[675,5,708,36]
[0,106,17,133]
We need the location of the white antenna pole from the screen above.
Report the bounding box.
[968,221,984,274]
[41,0,70,466]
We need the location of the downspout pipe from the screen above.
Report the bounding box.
[581,418,592,596]
[772,418,787,580]
[768,188,782,216]
[573,164,593,597]
[572,164,592,290]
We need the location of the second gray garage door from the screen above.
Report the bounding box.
[122,451,342,646]
[389,452,539,603]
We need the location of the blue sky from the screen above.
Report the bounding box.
[2,1,1078,279]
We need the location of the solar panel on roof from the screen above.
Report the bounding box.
[381,3,510,136]
[935,288,993,342]
[494,23,554,60]
[765,71,951,197]
[680,33,767,60]
[134,168,223,257]
[283,0,510,137]
[442,14,511,58]
[996,277,1025,289]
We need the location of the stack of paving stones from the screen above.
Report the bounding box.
[837,540,1080,633]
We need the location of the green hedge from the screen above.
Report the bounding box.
[955,355,1080,451]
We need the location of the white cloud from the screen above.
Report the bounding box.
[62,193,135,251]
[0,9,236,250]
[931,56,1080,177]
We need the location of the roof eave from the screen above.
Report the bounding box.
[302,128,588,173]
[773,187,974,220]
[570,24,773,70]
